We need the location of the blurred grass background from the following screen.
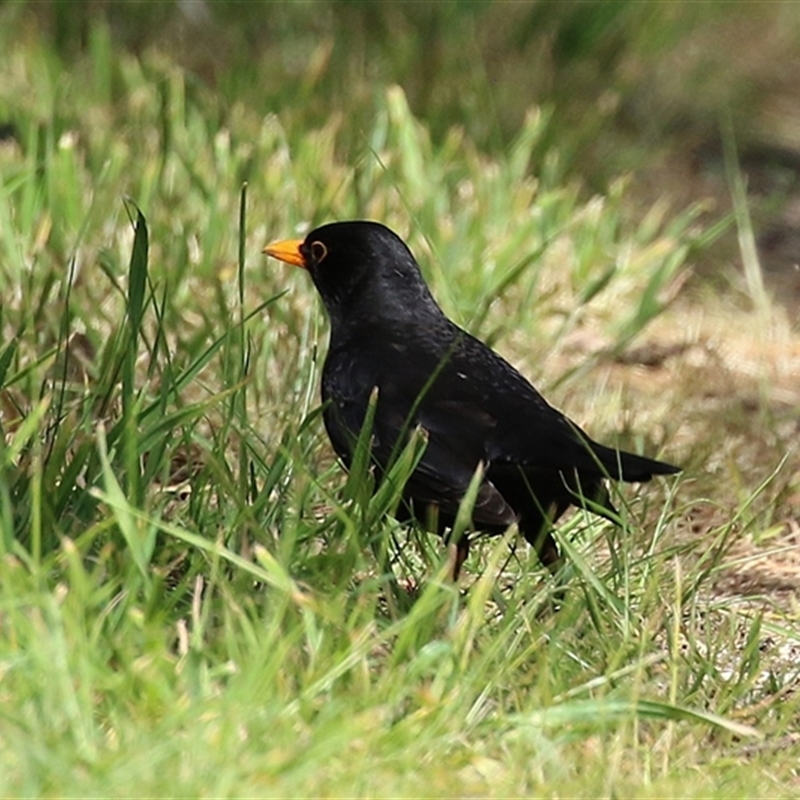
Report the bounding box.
[1,1,799,796]
[9,1,800,291]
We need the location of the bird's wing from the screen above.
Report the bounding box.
[394,340,600,476]
[437,330,678,480]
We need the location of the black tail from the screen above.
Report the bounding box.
[597,445,680,483]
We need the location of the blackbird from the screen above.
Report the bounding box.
[264,221,679,577]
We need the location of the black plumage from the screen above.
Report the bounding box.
[264,221,679,575]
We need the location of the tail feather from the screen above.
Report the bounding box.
[597,445,680,482]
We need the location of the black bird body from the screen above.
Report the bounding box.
[265,221,679,572]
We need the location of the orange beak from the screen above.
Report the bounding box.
[262,238,306,268]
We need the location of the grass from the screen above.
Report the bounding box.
[1,7,799,798]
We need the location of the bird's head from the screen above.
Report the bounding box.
[264,221,440,330]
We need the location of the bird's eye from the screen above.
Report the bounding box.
[311,241,328,264]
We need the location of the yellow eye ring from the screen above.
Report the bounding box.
[311,241,328,264]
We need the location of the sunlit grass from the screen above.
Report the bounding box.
[0,10,798,798]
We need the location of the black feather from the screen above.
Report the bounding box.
[271,220,680,575]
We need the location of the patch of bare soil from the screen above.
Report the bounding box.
[618,303,800,607]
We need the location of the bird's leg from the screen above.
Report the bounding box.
[451,535,470,581]
[536,529,563,575]
[424,501,468,580]
[530,526,570,610]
